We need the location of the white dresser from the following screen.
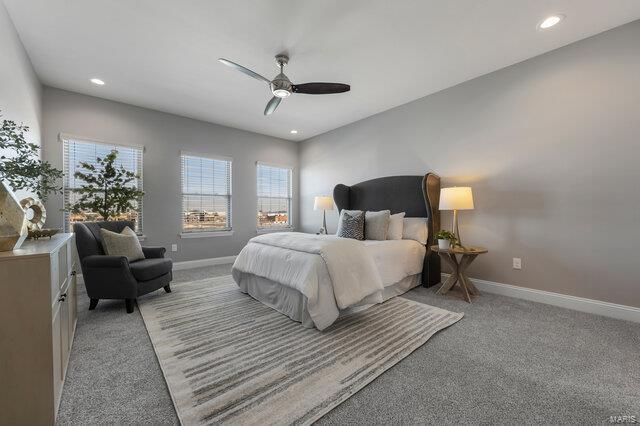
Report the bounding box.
[0,233,78,425]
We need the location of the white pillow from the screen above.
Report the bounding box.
[386,212,405,240]
[402,218,429,244]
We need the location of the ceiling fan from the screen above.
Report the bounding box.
[218,54,350,115]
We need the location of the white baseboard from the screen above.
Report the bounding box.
[441,273,640,323]
[173,255,236,271]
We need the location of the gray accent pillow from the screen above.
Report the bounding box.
[100,226,145,262]
[387,212,406,240]
[365,210,391,240]
[336,210,365,240]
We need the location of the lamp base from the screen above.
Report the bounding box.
[320,210,328,235]
[453,209,464,248]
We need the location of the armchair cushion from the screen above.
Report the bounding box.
[83,255,129,269]
[141,246,166,259]
[129,258,173,282]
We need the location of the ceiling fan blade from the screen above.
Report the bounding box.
[292,82,350,94]
[264,96,282,115]
[218,58,271,84]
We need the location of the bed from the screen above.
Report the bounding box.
[232,173,441,330]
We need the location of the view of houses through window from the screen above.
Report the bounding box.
[257,163,292,229]
[64,144,290,234]
[181,153,232,233]
[63,137,143,232]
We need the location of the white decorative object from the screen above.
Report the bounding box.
[0,181,28,251]
[439,187,474,247]
[438,239,451,250]
[20,197,47,230]
[313,196,334,234]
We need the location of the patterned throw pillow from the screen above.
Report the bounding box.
[100,226,145,262]
[336,210,365,240]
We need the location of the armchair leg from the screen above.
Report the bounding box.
[164,284,172,293]
[125,298,135,314]
[89,299,99,310]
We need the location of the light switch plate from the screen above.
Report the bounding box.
[513,257,522,269]
[171,244,178,252]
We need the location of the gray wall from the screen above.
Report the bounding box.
[0,2,42,198]
[42,87,299,262]
[300,21,640,307]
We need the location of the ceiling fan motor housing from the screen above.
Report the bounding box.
[271,73,292,98]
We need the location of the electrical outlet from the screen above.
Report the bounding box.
[513,257,522,270]
[171,244,178,252]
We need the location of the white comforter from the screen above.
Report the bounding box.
[232,233,384,311]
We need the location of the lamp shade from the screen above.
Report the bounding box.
[313,196,334,211]
[439,187,474,210]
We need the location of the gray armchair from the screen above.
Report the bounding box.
[74,221,173,313]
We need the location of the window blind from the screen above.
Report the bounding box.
[257,163,292,229]
[63,137,144,232]
[181,153,232,233]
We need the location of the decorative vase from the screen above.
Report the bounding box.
[0,181,28,251]
[438,239,451,250]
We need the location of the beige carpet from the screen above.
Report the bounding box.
[139,275,463,425]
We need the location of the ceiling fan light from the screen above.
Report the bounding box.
[273,89,290,98]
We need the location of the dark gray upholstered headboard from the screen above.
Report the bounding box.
[333,173,441,287]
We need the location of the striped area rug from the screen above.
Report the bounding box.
[139,275,463,425]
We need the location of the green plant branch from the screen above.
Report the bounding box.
[435,229,458,245]
[0,113,63,200]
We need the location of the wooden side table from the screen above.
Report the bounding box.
[430,245,488,303]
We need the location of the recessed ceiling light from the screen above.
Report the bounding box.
[90,78,105,85]
[538,14,564,30]
[290,130,298,134]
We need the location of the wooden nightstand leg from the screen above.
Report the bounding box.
[457,271,472,303]
[437,253,459,294]
[438,273,458,295]
[465,276,479,295]
[458,254,478,301]
[460,276,477,295]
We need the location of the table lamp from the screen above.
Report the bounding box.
[313,196,334,234]
[439,187,474,247]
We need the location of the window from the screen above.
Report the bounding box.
[257,162,292,229]
[181,153,232,234]
[63,136,143,232]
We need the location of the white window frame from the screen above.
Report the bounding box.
[60,133,144,234]
[179,151,233,238]
[256,161,294,232]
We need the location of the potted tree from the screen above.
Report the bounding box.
[435,230,457,250]
[0,115,63,250]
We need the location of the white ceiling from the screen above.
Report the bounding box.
[5,1,640,141]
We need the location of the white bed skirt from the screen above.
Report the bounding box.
[236,273,422,329]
